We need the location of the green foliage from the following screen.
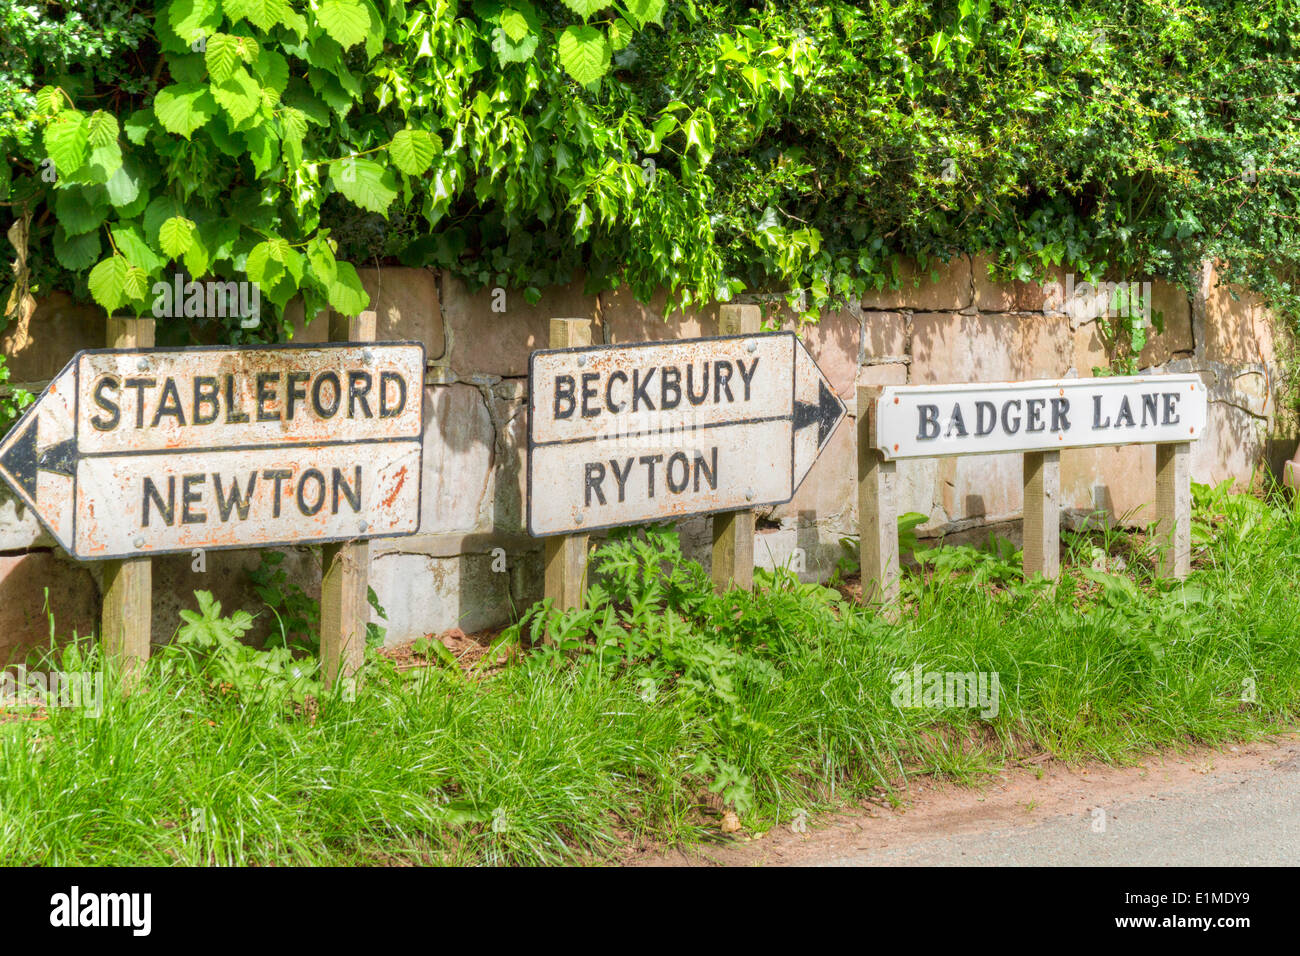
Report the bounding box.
[2,490,1300,863]
[248,550,319,651]
[504,524,846,809]
[248,551,387,651]
[164,589,322,707]
[3,1,1300,346]
[0,357,33,435]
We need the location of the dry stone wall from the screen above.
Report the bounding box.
[1,256,1293,655]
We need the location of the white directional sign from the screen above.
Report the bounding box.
[527,331,847,535]
[871,374,1206,460]
[0,342,425,559]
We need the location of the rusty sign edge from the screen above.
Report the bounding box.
[0,341,427,560]
[69,439,425,561]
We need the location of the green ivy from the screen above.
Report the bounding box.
[2,1,1299,347]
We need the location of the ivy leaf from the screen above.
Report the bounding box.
[559,0,606,17]
[86,112,120,147]
[88,256,130,311]
[213,69,264,125]
[363,0,385,59]
[205,33,246,82]
[159,217,197,258]
[327,260,369,316]
[389,129,437,176]
[330,157,398,214]
[492,27,538,66]
[154,83,219,138]
[557,26,611,86]
[44,113,89,176]
[53,228,101,271]
[317,0,369,49]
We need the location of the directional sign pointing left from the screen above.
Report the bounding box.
[527,331,847,536]
[0,343,425,560]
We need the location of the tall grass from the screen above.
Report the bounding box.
[1,484,1297,865]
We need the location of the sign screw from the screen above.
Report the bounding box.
[362,349,374,364]
[745,488,755,501]
[133,536,145,549]
[358,520,368,533]
[577,355,587,367]
[746,340,757,353]
[136,359,149,372]
[574,513,584,525]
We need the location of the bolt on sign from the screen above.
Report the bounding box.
[870,374,1207,459]
[0,343,425,559]
[527,331,847,535]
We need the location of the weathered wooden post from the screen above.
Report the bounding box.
[320,309,377,689]
[543,317,592,613]
[857,385,899,605]
[1155,441,1191,579]
[1022,450,1061,580]
[101,316,155,671]
[711,303,761,592]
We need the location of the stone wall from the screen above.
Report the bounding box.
[1,256,1293,655]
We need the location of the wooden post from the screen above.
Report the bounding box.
[711,304,761,592]
[1022,450,1060,581]
[1155,441,1191,579]
[101,317,155,671]
[857,386,898,605]
[543,318,592,613]
[320,309,376,688]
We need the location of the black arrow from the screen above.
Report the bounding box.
[794,377,844,449]
[0,418,75,501]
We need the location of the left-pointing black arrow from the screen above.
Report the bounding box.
[0,419,75,500]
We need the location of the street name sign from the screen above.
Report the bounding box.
[0,342,425,559]
[870,374,1206,459]
[527,331,847,536]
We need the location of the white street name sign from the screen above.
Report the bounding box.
[872,374,1207,460]
[527,331,847,535]
[0,342,425,559]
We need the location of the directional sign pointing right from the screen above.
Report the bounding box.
[527,331,847,536]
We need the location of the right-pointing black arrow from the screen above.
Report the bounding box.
[794,377,844,449]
